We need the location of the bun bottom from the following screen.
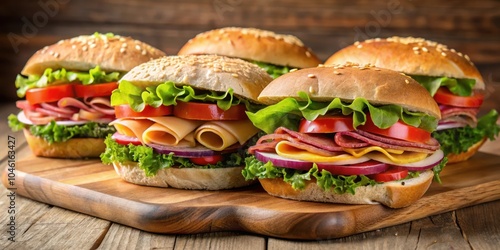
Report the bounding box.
[112,161,256,190]
[24,129,105,158]
[446,137,486,164]
[258,170,434,208]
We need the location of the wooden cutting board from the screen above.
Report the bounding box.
[3,152,500,240]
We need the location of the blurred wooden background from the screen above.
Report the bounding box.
[1,0,499,112]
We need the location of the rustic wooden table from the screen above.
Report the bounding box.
[1,102,499,249]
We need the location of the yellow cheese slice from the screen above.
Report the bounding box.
[110,119,154,144]
[142,117,202,146]
[275,141,359,163]
[195,120,259,151]
[343,147,429,164]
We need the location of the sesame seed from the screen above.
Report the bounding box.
[308,86,316,94]
[119,37,126,42]
[373,68,381,71]
[413,50,420,55]
[120,47,126,53]
[49,51,54,55]
[422,47,429,52]
[290,68,298,72]
[307,74,316,78]
[354,41,360,46]
[89,43,96,49]
[141,50,147,56]
[412,47,419,51]
[464,54,471,61]
[54,52,59,58]
[405,79,410,84]
[450,48,456,53]
[82,46,88,51]
[232,73,239,78]
[333,71,341,75]
[121,43,127,48]
[305,51,311,57]
[441,52,447,57]
[104,44,109,48]
[458,52,463,57]
[228,40,234,46]
[71,45,76,49]
[356,44,363,49]
[317,64,325,67]
[57,40,64,44]
[135,45,141,50]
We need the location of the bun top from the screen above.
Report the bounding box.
[258,63,441,119]
[22,33,166,75]
[177,27,322,69]
[325,36,484,90]
[120,54,273,102]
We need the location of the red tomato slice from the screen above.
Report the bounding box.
[115,104,173,118]
[74,82,118,98]
[112,133,142,146]
[26,84,75,105]
[299,115,354,133]
[173,101,248,120]
[190,155,223,165]
[368,166,408,182]
[433,87,484,108]
[358,115,431,144]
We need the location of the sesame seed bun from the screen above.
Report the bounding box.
[21,34,166,75]
[112,162,256,190]
[120,54,273,103]
[23,129,105,158]
[258,63,441,119]
[259,170,434,208]
[324,36,484,90]
[177,27,322,69]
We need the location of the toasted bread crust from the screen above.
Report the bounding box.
[178,27,321,69]
[113,162,256,190]
[120,54,273,102]
[258,63,441,119]
[22,34,166,75]
[259,170,434,208]
[325,36,484,90]
[23,129,105,158]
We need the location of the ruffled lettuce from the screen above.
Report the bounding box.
[432,109,500,156]
[252,61,291,79]
[111,80,261,112]
[8,114,116,144]
[246,91,438,134]
[242,155,377,195]
[243,155,446,193]
[410,75,476,96]
[16,66,121,97]
[100,135,245,176]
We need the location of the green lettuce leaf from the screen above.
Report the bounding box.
[10,114,116,144]
[246,91,438,134]
[100,135,246,176]
[7,114,25,131]
[111,80,261,112]
[252,61,291,79]
[16,66,122,97]
[410,75,476,96]
[242,155,378,195]
[432,109,500,155]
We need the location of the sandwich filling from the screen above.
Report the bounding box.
[243,92,447,195]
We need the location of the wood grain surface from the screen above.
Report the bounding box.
[2,151,499,240]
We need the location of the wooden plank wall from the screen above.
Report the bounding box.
[1,0,499,104]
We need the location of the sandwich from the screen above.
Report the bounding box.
[100,54,273,190]
[324,37,499,163]
[8,33,166,158]
[243,63,447,208]
[177,27,322,78]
